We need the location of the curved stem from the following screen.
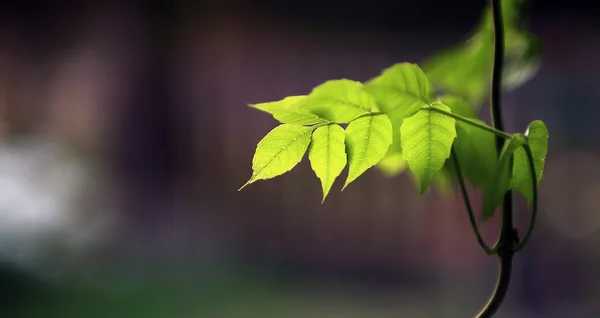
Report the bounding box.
[476,1,517,317]
[514,141,538,252]
[422,105,513,140]
[450,149,495,255]
[476,250,514,318]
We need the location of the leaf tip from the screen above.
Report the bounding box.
[341,175,356,191]
[481,213,491,222]
[320,187,330,203]
[481,204,498,222]
[238,177,255,191]
[341,181,350,191]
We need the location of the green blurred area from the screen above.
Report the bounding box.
[3,265,441,318]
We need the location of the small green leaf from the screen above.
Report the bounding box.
[344,114,393,189]
[510,120,549,202]
[482,135,525,220]
[401,104,457,194]
[453,124,498,188]
[240,124,315,190]
[297,79,377,123]
[308,124,347,201]
[250,96,328,125]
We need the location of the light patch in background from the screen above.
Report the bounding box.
[0,135,114,281]
[540,151,600,239]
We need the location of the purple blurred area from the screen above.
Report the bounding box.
[0,0,600,317]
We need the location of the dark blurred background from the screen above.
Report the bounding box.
[0,0,599,317]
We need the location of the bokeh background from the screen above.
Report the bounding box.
[1,0,599,317]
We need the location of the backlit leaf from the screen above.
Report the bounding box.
[401,104,457,194]
[309,124,347,201]
[250,95,329,125]
[297,79,377,123]
[453,124,498,188]
[343,114,393,189]
[510,120,549,202]
[240,124,315,190]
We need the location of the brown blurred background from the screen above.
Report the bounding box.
[0,0,599,317]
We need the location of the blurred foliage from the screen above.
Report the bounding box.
[423,0,540,108]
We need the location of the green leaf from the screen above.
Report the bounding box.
[250,96,329,125]
[482,135,525,220]
[308,124,347,201]
[401,104,457,194]
[453,124,498,188]
[240,124,315,190]
[510,120,549,202]
[297,79,377,123]
[344,114,393,189]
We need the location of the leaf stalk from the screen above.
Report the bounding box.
[422,105,513,140]
[450,149,495,255]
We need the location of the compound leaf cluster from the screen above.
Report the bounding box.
[240,1,549,222]
[242,78,394,201]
